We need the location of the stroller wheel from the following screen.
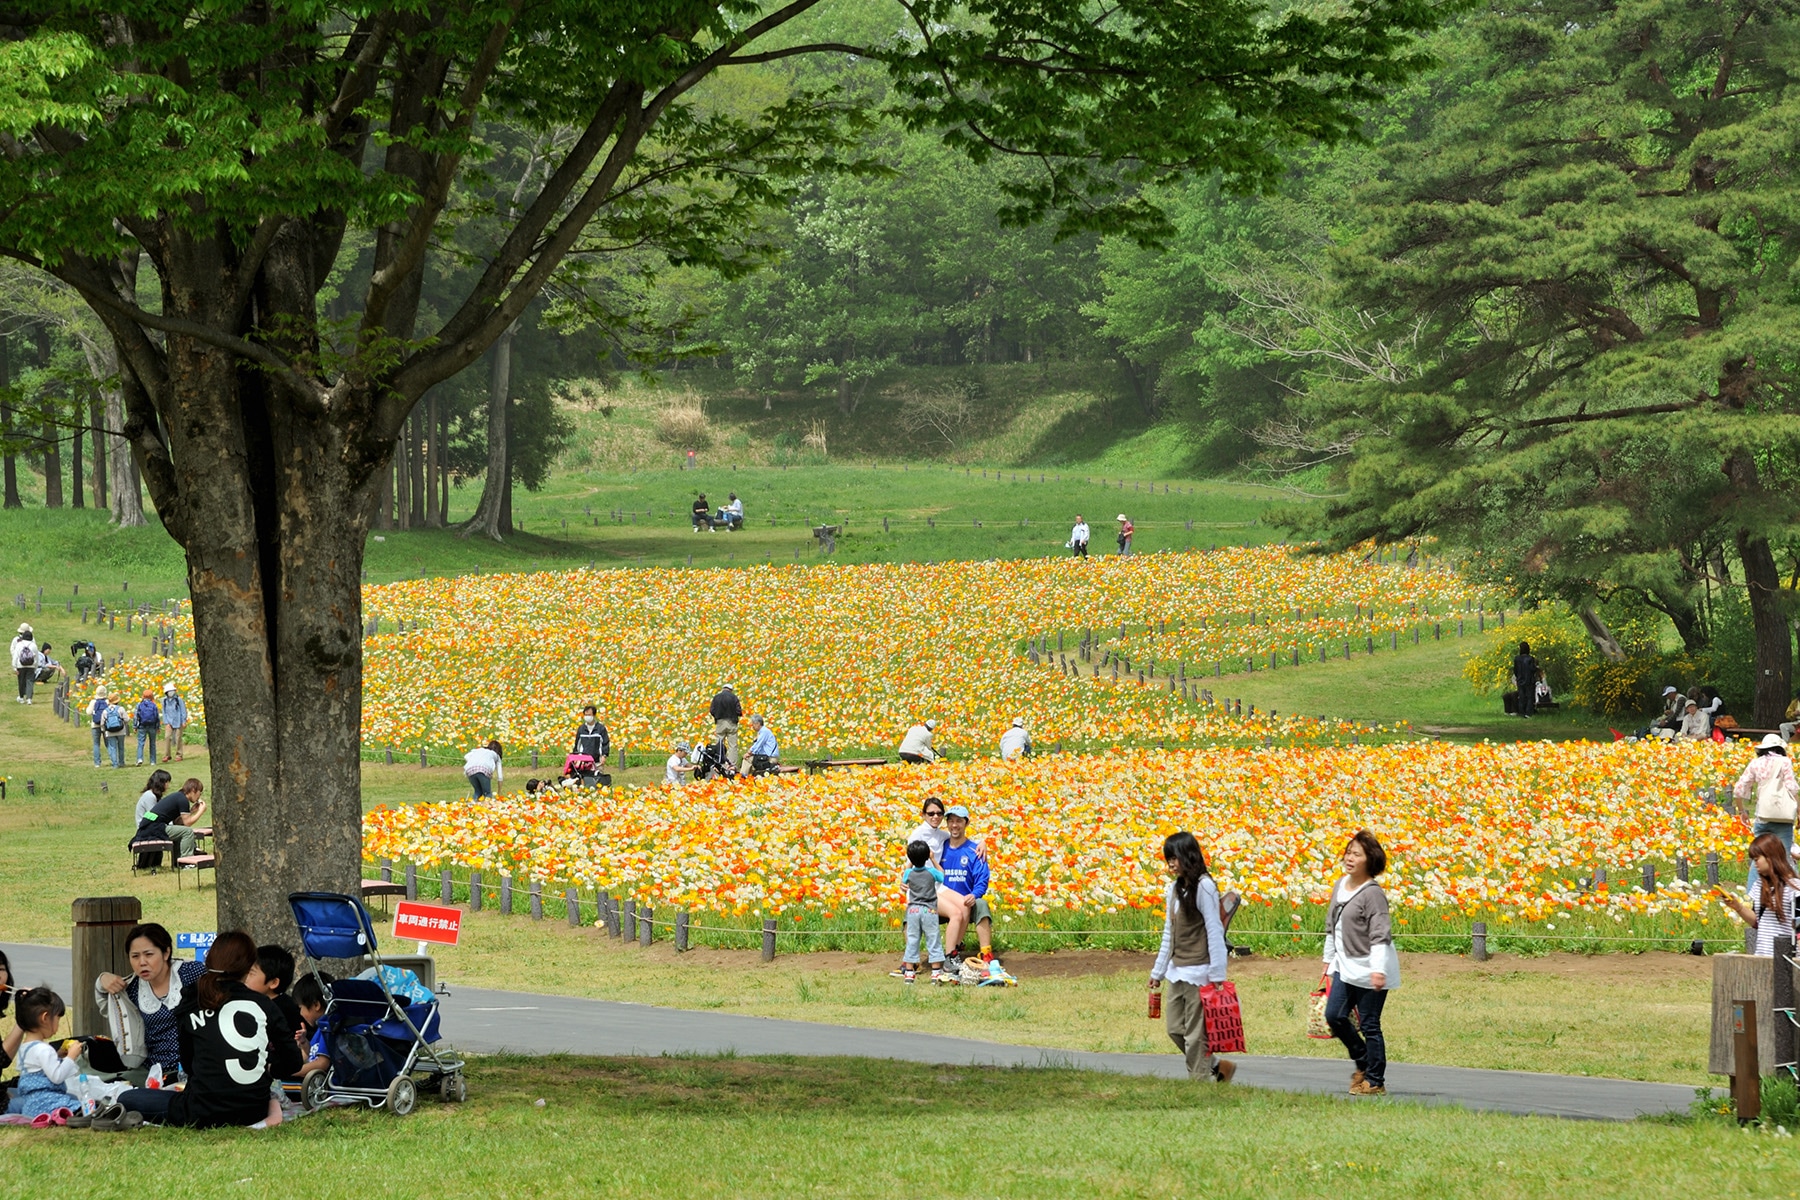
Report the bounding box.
[386,1073,418,1117]
[300,1069,331,1112]
[440,1072,468,1103]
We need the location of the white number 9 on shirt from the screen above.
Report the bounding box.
[218,999,270,1084]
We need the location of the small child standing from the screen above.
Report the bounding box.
[895,840,948,984]
[5,988,81,1117]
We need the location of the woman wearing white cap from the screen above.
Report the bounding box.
[1115,514,1133,556]
[998,717,1030,760]
[9,623,38,703]
[1734,735,1800,854]
[898,719,938,764]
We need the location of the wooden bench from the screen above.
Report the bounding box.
[804,757,888,775]
[1725,726,1781,742]
[176,853,216,889]
[362,879,408,914]
[130,839,174,875]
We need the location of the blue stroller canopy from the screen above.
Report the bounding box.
[290,892,378,960]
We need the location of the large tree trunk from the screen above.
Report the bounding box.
[1724,451,1794,726]
[409,405,425,526]
[150,355,376,945]
[37,326,62,508]
[70,397,83,508]
[89,393,106,510]
[394,430,411,531]
[1,335,18,510]
[1739,527,1793,727]
[107,356,146,527]
[462,325,514,541]
[423,392,441,528]
[1577,606,1626,661]
[438,400,450,523]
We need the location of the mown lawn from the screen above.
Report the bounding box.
[0,1054,1767,1199]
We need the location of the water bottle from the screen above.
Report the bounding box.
[76,1073,94,1116]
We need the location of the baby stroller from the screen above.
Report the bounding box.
[288,891,466,1115]
[561,753,611,788]
[691,737,737,781]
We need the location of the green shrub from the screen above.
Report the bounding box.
[1463,599,1679,717]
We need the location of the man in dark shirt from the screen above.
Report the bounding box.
[691,494,712,531]
[1512,641,1539,718]
[135,786,203,859]
[710,684,741,771]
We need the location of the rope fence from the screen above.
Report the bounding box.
[367,857,1753,963]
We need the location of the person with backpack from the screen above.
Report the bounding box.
[89,686,113,767]
[161,683,189,762]
[102,693,130,768]
[10,623,38,703]
[133,690,162,765]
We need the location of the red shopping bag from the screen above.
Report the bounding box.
[1199,981,1246,1054]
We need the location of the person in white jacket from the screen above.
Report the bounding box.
[10,622,39,704]
[1734,735,1800,854]
[998,717,1030,760]
[1066,516,1089,557]
[1322,829,1400,1096]
[898,720,938,764]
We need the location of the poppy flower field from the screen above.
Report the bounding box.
[362,738,1749,946]
[85,545,1487,756]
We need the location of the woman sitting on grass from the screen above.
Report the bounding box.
[111,931,300,1128]
[95,922,207,1080]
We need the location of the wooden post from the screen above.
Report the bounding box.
[404,862,417,900]
[640,906,654,946]
[529,880,543,920]
[1471,921,1488,962]
[1708,852,1721,887]
[1678,855,1690,883]
[1734,1000,1762,1121]
[501,876,513,915]
[676,910,690,952]
[601,893,617,937]
[1774,935,1796,1076]
[566,888,581,927]
[440,866,453,904]
[470,871,483,912]
[380,858,392,882]
[71,896,142,1036]
[624,898,637,941]
[1643,863,1656,893]
[762,918,777,961]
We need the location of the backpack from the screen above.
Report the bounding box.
[104,704,126,732]
[17,642,34,667]
[136,699,161,726]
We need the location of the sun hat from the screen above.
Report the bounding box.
[1661,686,1678,696]
[96,687,108,699]
[1758,734,1787,751]
[1011,717,1024,728]
[945,805,970,819]
[163,682,177,694]
[16,623,30,634]
[1116,514,1127,521]
[924,719,937,731]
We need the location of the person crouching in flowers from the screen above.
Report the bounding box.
[1148,831,1234,1083]
[1323,829,1400,1096]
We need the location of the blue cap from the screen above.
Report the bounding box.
[945,805,970,819]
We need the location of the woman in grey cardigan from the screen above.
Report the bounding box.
[1322,829,1400,1096]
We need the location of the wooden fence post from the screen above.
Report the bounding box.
[404,862,417,900]
[624,899,637,940]
[501,876,513,915]
[440,866,453,904]
[72,896,142,1036]
[529,880,543,920]
[762,918,777,961]
[566,888,581,926]
[1677,855,1689,883]
[1708,852,1721,886]
[470,871,483,912]
[1471,921,1488,962]
[380,858,392,882]
[676,910,689,952]
[640,906,654,946]
[1643,863,1656,893]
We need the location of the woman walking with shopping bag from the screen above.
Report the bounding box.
[1323,829,1400,1096]
[1148,831,1236,1083]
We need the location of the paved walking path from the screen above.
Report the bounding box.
[6,941,1702,1122]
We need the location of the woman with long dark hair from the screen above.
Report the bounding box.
[110,931,300,1127]
[1148,831,1234,1082]
[1323,829,1400,1096]
[1722,834,1800,956]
